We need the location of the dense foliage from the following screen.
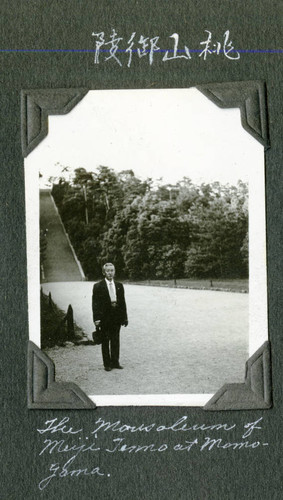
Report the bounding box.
[41,291,85,348]
[51,166,248,280]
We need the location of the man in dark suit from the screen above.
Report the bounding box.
[92,263,128,371]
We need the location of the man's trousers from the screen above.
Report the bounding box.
[101,323,121,368]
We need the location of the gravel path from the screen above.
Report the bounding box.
[40,190,83,282]
[42,282,248,397]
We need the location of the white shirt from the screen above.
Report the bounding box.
[105,278,117,302]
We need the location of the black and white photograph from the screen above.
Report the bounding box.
[2,0,283,497]
[25,88,268,406]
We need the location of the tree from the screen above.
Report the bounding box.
[184,186,248,278]
[51,168,248,281]
[155,244,186,280]
[121,194,191,280]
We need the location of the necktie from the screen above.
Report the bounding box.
[109,281,116,302]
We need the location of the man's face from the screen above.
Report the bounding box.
[104,265,115,281]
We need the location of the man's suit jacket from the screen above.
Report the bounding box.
[92,279,128,328]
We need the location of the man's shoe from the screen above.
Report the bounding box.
[104,366,112,371]
[112,364,123,369]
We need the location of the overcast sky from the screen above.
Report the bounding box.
[26,88,263,187]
